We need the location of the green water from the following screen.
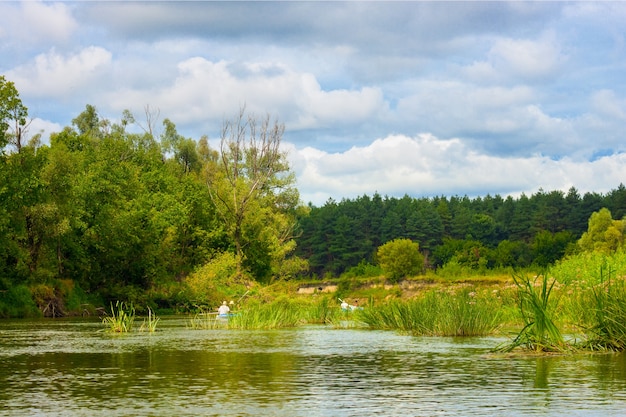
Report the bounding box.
[1,316,626,416]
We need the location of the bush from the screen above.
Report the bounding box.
[342,260,383,278]
[185,252,251,309]
[377,238,424,282]
[0,285,40,318]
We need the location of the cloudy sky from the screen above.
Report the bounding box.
[2,1,626,205]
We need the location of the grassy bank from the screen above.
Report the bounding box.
[200,251,626,354]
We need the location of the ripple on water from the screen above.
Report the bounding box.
[1,318,626,417]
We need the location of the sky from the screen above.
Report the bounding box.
[1,1,626,206]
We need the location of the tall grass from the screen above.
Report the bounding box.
[302,296,339,324]
[550,251,626,285]
[102,301,135,333]
[497,273,566,353]
[583,265,626,351]
[187,311,225,329]
[139,307,160,332]
[228,298,305,329]
[186,297,342,330]
[357,287,501,336]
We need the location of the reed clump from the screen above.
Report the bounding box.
[102,301,135,333]
[581,266,626,351]
[227,298,305,329]
[356,287,501,336]
[496,273,567,353]
[139,307,160,332]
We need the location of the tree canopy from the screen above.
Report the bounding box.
[1,75,626,317]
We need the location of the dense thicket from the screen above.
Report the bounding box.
[0,79,301,311]
[295,186,626,277]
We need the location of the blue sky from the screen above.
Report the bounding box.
[1,1,626,205]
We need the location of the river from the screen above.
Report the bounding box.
[1,316,625,416]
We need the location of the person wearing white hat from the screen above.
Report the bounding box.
[217,300,230,317]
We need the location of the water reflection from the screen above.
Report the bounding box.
[1,318,625,416]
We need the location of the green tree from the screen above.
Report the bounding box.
[161,118,201,174]
[377,238,424,282]
[71,104,104,138]
[207,107,302,281]
[493,239,531,268]
[578,208,624,253]
[532,230,575,267]
[0,75,29,152]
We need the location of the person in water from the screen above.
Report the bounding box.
[217,301,230,317]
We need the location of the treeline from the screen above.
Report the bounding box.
[1,76,302,314]
[2,75,625,316]
[295,186,626,277]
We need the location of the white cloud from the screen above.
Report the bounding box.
[289,133,626,206]
[104,57,387,133]
[0,1,77,46]
[8,46,113,97]
[591,89,626,120]
[488,31,567,81]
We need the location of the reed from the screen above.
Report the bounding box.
[497,273,567,353]
[303,296,342,324]
[139,307,160,332]
[102,301,135,333]
[583,266,626,351]
[357,288,500,336]
[227,298,304,329]
[187,311,225,329]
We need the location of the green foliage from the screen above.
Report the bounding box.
[377,238,424,282]
[578,208,624,253]
[207,108,302,282]
[356,287,501,336]
[102,301,135,333]
[227,297,304,329]
[0,285,39,318]
[297,187,626,278]
[139,307,160,333]
[497,273,566,353]
[342,260,383,278]
[580,265,626,351]
[549,250,626,285]
[185,251,249,307]
[532,230,576,267]
[435,258,469,278]
[0,75,28,150]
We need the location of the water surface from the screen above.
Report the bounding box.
[1,317,625,416]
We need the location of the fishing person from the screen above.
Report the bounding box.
[217,301,230,317]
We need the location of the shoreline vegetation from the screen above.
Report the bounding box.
[1,78,626,354]
[5,249,625,355]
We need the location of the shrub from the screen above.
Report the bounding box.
[377,238,424,283]
[185,251,249,308]
[0,285,39,318]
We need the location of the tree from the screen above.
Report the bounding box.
[578,208,624,253]
[532,230,575,267]
[377,238,424,282]
[160,118,200,174]
[72,104,103,138]
[206,107,302,281]
[0,75,29,152]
